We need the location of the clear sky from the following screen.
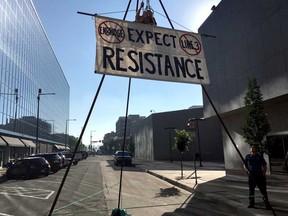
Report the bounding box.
[32,0,221,148]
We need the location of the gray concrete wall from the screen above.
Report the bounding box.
[134,117,154,160]
[221,97,288,171]
[152,109,202,161]
[133,108,224,162]
[266,95,288,134]
[199,0,288,171]
[199,0,288,118]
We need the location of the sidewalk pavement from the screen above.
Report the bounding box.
[0,167,6,176]
[133,159,288,216]
[0,167,6,183]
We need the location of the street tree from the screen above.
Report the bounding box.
[242,77,271,154]
[69,135,85,151]
[174,129,190,178]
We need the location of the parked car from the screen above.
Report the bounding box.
[56,152,69,167]
[62,151,79,165]
[31,153,62,173]
[78,151,88,160]
[113,151,132,166]
[73,152,83,164]
[6,157,50,179]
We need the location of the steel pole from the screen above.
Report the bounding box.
[36,90,41,154]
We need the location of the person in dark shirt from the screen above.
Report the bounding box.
[243,145,271,209]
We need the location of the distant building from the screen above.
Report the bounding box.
[102,131,117,154]
[115,115,146,140]
[199,0,288,173]
[133,107,224,162]
[0,0,69,167]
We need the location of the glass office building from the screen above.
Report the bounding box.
[0,0,69,166]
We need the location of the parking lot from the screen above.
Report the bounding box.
[0,155,106,216]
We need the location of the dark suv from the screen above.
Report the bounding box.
[113,151,132,166]
[32,153,62,173]
[6,157,51,179]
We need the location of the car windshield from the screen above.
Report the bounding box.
[62,152,72,158]
[115,151,130,156]
[13,160,24,166]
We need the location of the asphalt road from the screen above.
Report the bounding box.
[0,156,107,216]
[101,156,234,216]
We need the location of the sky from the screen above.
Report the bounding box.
[32,0,221,148]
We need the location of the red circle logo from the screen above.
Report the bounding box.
[98,21,125,44]
[179,34,202,56]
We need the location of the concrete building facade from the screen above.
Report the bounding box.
[115,115,146,139]
[0,0,69,167]
[133,107,224,162]
[199,0,288,173]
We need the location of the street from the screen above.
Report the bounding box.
[102,156,233,216]
[0,156,106,216]
[1,156,236,216]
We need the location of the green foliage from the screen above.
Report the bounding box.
[69,135,85,151]
[242,77,271,153]
[174,129,190,152]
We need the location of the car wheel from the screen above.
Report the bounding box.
[44,171,49,176]
[73,161,78,165]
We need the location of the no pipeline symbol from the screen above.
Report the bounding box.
[179,33,202,56]
[98,21,125,44]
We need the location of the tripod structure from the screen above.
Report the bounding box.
[49,1,276,216]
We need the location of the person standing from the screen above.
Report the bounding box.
[135,1,157,25]
[243,145,271,209]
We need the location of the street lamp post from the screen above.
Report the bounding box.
[36,89,55,154]
[188,117,205,167]
[187,120,198,184]
[90,130,97,153]
[14,89,19,131]
[164,127,176,162]
[65,119,76,150]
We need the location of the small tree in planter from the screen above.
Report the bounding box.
[174,129,190,178]
[242,77,271,154]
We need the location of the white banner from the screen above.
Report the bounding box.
[95,16,210,85]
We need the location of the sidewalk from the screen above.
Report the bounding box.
[133,159,288,216]
[0,167,6,176]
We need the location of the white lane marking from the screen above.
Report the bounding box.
[0,213,14,216]
[0,186,54,200]
[35,180,62,184]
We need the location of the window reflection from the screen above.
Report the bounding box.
[0,0,69,144]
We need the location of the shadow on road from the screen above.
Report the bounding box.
[154,187,181,198]
[159,175,288,216]
[106,159,138,170]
